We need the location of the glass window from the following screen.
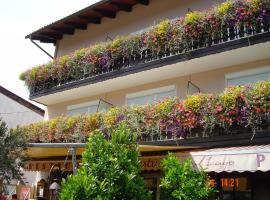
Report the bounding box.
[126,85,176,106]
[67,101,99,116]
[226,67,270,86]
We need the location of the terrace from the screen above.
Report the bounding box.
[20,0,270,105]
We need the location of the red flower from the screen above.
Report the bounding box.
[216,105,223,112]
[255,107,261,113]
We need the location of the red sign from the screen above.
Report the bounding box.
[19,186,30,200]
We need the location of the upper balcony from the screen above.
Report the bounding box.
[20,0,270,105]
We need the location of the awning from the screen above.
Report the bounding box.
[188,145,270,173]
[25,144,270,173]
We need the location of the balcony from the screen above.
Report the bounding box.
[20,0,270,105]
[19,81,270,148]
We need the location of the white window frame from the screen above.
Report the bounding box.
[225,66,270,86]
[67,100,99,115]
[126,85,176,106]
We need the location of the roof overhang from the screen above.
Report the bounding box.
[26,144,194,159]
[25,0,149,44]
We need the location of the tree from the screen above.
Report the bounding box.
[160,153,216,200]
[59,122,151,200]
[0,119,28,195]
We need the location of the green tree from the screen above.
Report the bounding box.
[59,122,151,200]
[0,119,28,194]
[160,153,216,200]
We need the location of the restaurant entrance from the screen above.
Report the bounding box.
[142,172,161,200]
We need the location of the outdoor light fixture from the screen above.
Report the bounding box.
[49,181,60,200]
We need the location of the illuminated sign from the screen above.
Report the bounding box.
[208,178,241,188]
[221,178,239,188]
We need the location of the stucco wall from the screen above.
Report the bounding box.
[0,94,43,128]
[56,0,224,57]
[46,59,270,119]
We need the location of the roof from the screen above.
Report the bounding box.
[26,0,150,44]
[0,85,45,116]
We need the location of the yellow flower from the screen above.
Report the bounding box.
[184,11,203,25]
[216,1,234,16]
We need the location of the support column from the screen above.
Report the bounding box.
[70,148,77,175]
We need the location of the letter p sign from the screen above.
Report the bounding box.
[257,154,265,167]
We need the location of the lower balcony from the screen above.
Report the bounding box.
[19,80,270,148]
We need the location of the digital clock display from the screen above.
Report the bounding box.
[221,178,239,188]
[208,177,243,189]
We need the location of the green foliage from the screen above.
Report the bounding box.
[160,153,216,200]
[59,122,151,200]
[0,119,28,194]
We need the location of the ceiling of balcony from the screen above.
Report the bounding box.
[25,0,149,44]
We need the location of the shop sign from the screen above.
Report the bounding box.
[25,157,164,172]
[190,151,270,172]
[140,157,162,171]
[24,161,77,171]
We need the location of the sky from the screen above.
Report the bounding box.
[0,0,99,107]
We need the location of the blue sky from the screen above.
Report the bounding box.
[0,0,98,106]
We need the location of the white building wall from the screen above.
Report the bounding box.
[0,93,43,128]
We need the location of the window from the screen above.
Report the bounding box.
[67,100,99,116]
[226,67,270,86]
[126,85,176,106]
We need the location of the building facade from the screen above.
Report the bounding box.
[21,0,270,199]
[0,86,44,128]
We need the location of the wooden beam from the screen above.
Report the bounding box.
[137,0,149,5]
[94,9,116,18]
[64,22,87,30]
[39,32,63,40]
[51,27,75,35]
[40,39,56,44]
[31,35,56,41]
[78,15,101,24]
[110,2,132,12]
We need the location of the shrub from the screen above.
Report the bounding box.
[160,153,216,200]
[59,122,151,200]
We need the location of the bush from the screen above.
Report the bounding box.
[0,119,28,194]
[160,153,216,200]
[59,122,151,200]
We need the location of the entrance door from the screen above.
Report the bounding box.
[144,178,158,200]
